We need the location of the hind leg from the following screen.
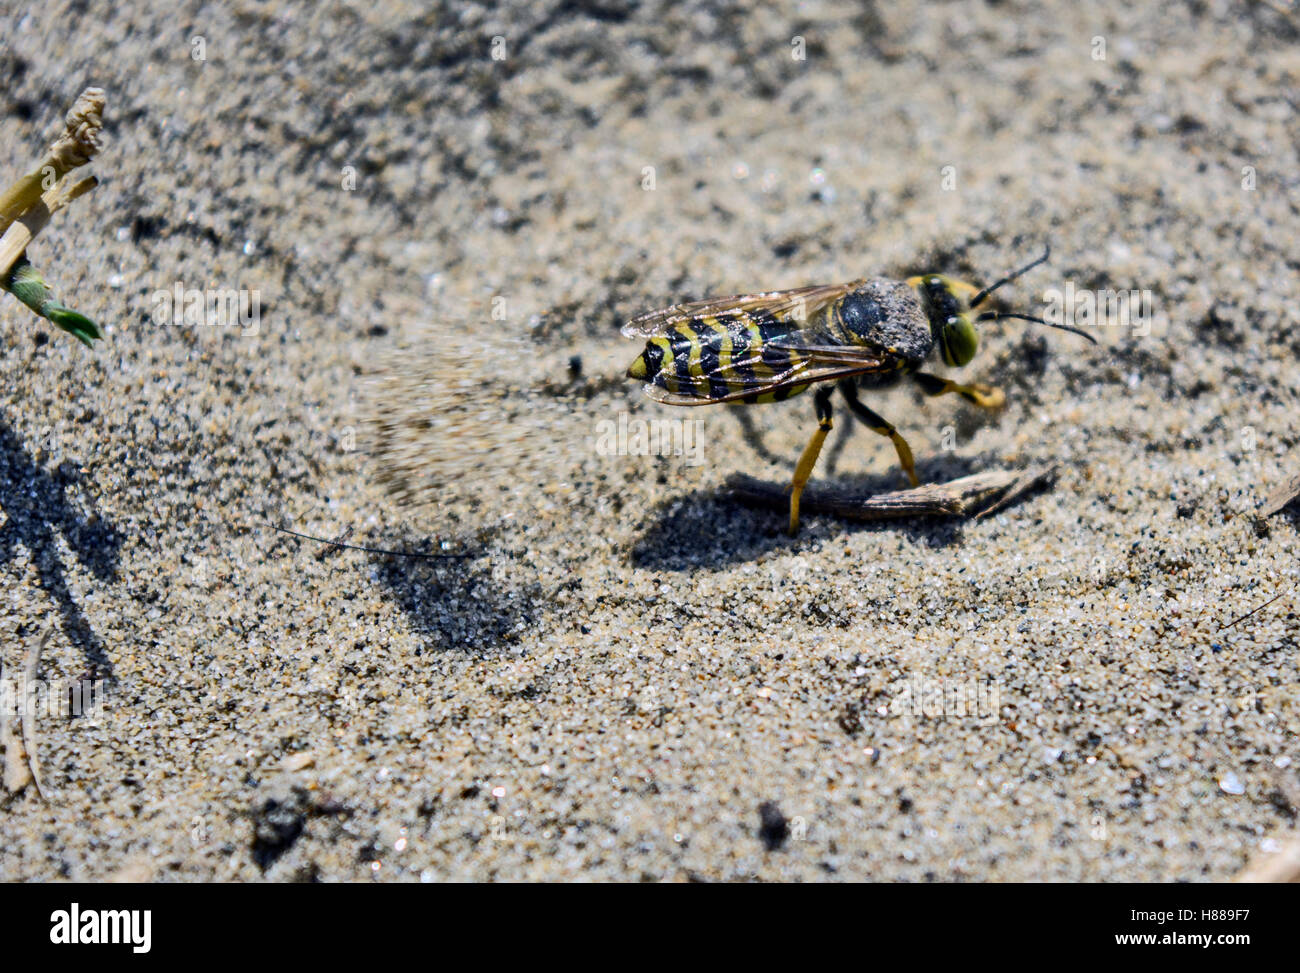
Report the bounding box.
[787,386,835,535]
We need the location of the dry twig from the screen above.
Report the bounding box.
[0,654,32,796]
[20,627,51,800]
[0,87,104,234]
[0,87,105,346]
[726,465,1057,521]
[1261,470,1300,518]
[1,626,53,800]
[1234,833,1300,882]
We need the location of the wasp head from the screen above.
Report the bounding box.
[911,275,980,367]
[906,246,1091,368]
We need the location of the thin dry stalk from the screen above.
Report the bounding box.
[1261,471,1300,517]
[726,466,1057,521]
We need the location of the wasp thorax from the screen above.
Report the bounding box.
[838,292,886,338]
[829,280,931,364]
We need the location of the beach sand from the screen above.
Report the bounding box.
[1,0,1297,880]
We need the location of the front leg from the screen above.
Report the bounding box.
[912,371,1005,409]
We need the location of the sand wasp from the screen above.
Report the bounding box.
[624,246,1095,534]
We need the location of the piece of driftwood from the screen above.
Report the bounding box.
[1261,471,1300,517]
[0,626,52,799]
[1234,832,1300,883]
[726,466,1057,521]
[0,652,31,795]
[20,628,50,799]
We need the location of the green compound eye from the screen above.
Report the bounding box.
[940,315,979,367]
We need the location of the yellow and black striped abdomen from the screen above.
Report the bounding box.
[627,311,810,404]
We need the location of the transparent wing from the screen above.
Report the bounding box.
[622,281,859,338]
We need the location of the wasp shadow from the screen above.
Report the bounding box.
[366,531,538,654]
[0,419,122,677]
[630,454,994,572]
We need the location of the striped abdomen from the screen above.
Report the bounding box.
[627,312,810,404]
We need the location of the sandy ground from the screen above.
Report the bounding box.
[1,0,1298,881]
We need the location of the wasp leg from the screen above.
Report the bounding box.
[787,386,835,535]
[837,380,919,487]
[912,371,1005,408]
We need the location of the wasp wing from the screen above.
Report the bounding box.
[640,326,896,406]
[622,281,860,338]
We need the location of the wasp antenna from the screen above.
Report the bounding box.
[969,244,1051,309]
[265,522,475,559]
[977,310,1098,344]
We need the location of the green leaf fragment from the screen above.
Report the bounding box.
[3,255,100,347]
[44,304,101,347]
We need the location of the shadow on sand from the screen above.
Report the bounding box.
[630,452,1037,572]
[0,419,122,677]
[373,546,539,653]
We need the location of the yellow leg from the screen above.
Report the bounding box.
[886,429,919,486]
[789,421,831,534]
[787,388,834,535]
[913,371,1005,408]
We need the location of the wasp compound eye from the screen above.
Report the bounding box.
[941,314,979,367]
